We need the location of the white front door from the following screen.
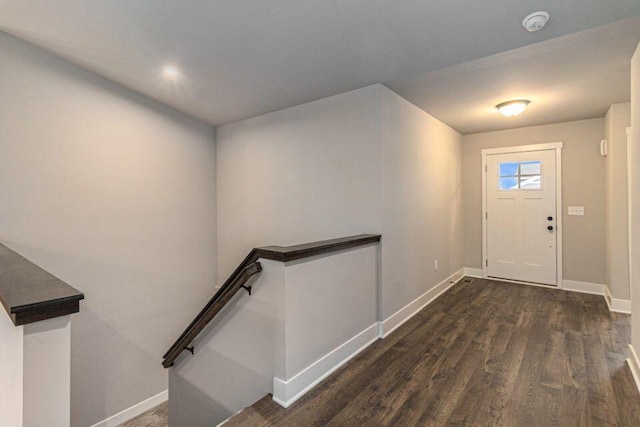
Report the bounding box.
[486,149,557,285]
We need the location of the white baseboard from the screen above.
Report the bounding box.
[559,280,631,314]
[272,322,379,408]
[604,286,613,310]
[484,276,557,289]
[463,269,631,314]
[463,267,484,278]
[611,298,632,314]
[561,279,607,296]
[627,345,640,395]
[379,268,465,339]
[89,390,168,427]
[460,273,629,315]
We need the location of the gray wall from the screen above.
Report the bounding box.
[216,85,383,283]
[216,84,463,321]
[283,246,378,379]
[462,118,606,284]
[604,103,631,300]
[380,87,463,318]
[0,32,217,426]
[630,40,640,352]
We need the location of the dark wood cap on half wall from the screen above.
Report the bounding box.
[255,234,381,262]
[0,244,84,326]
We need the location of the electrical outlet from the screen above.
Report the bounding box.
[568,206,584,216]
[434,260,438,271]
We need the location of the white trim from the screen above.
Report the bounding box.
[628,126,634,316]
[561,279,607,296]
[604,286,613,311]
[600,287,632,314]
[379,268,465,338]
[467,271,608,297]
[480,142,564,156]
[486,275,628,313]
[464,267,484,278]
[0,308,23,427]
[482,153,488,279]
[272,323,379,408]
[89,390,168,427]
[627,344,640,395]
[487,276,558,290]
[481,142,564,287]
[610,298,632,314]
[377,321,384,338]
[555,146,564,286]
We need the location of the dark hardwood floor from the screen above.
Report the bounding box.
[224,277,640,426]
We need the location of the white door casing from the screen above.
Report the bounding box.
[481,143,563,287]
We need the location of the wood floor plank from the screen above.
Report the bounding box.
[483,322,514,374]
[414,346,483,425]
[223,278,640,427]
[565,330,588,390]
[583,333,621,425]
[537,383,563,426]
[445,365,494,425]
[548,297,566,332]
[382,331,479,426]
[505,314,549,426]
[563,385,592,427]
[541,329,566,390]
[476,331,531,426]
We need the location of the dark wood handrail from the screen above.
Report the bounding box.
[162,234,380,368]
[162,260,262,367]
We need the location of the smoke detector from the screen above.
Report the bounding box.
[522,11,549,32]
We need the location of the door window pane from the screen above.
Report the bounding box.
[499,177,519,190]
[520,161,541,175]
[498,160,542,190]
[519,176,541,189]
[499,162,519,176]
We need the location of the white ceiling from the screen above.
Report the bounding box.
[1,1,639,130]
[388,16,640,134]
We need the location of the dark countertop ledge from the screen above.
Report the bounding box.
[0,243,84,326]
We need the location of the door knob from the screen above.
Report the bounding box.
[547,225,554,231]
[547,216,553,221]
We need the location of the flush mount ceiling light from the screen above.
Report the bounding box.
[496,100,530,117]
[162,64,181,80]
[522,11,549,32]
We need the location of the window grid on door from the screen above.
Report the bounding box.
[498,160,542,191]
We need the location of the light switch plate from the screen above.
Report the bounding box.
[568,206,584,216]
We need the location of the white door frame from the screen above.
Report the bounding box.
[481,142,564,287]
[627,127,633,300]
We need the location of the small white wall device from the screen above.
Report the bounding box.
[600,139,608,157]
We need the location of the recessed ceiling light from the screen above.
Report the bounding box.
[496,100,530,117]
[162,65,181,80]
[522,11,549,32]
